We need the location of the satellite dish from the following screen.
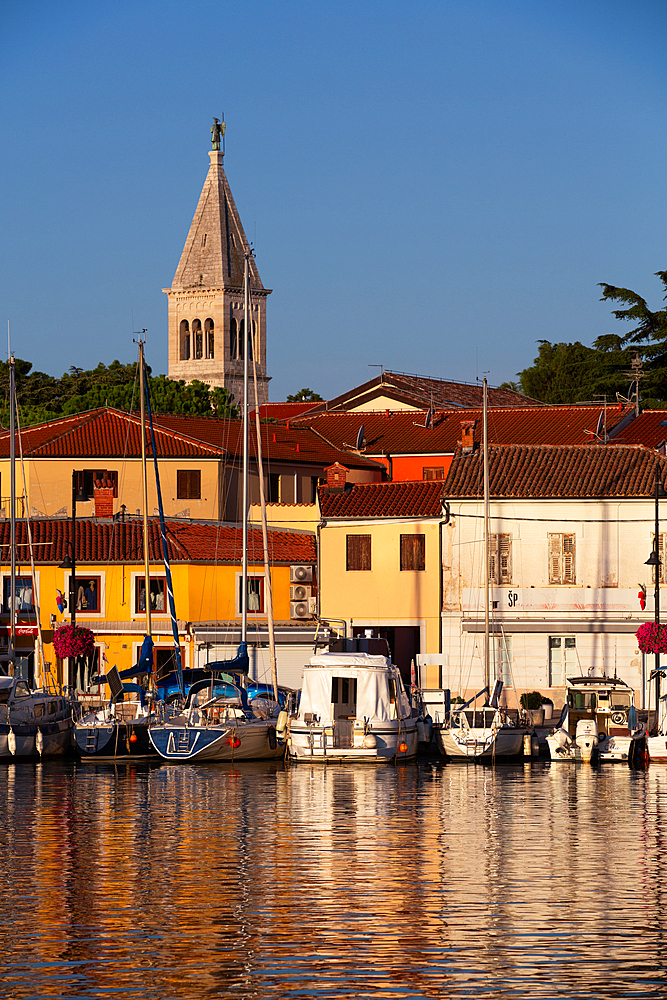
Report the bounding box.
[355,424,365,450]
[595,411,604,438]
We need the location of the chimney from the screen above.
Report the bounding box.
[94,478,114,518]
[460,420,477,454]
[325,463,349,490]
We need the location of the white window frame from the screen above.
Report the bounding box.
[1,571,40,615]
[63,572,105,618]
[491,634,513,687]
[130,572,168,617]
[235,572,266,617]
[549,636,577,687]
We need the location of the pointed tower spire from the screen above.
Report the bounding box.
[164,121,271,410]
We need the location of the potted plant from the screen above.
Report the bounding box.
[520,691,545,725]
[53,623,95,660]
[541,695,554,721]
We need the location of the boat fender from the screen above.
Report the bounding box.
[276,710,288,740]
[8,729,16,755]
[268,726,277,750]
[36,729,44,756]
[423,715,432,742]
[598,732,606,742]
[228,736,241,749]
[417,719,425,742]
[363,733,377,749]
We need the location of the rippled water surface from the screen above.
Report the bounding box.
[1,758,666,999]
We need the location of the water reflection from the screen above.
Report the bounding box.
[0,759,666,998]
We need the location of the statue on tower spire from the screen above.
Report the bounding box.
[211,117,225,151]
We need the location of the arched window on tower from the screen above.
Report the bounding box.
[205,318,214,359]
[193,318,203,359]
[248,318,255,360]
[230,317,238,359]
[238,319,245,361]
[180,320,190,361]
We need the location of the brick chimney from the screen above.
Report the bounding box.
[460,420,477,454]
[94,478,114,518]
[325,463,349,490]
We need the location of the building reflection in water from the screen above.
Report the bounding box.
[0,759,666,999]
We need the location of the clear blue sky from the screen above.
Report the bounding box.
[2,0,667,401]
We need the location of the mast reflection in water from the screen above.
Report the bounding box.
[0,760,666,999]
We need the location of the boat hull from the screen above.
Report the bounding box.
[0,718,73,760]
[287,722,419,763]
[149,721,283,762]
[647,735,667,762]
[547,730,644,762]
[435,726,525,760]
[73,719,155,760]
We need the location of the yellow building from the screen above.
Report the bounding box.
[3,516,317,695]
[318,476,446,686]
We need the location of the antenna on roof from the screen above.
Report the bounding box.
[368,364,384,379]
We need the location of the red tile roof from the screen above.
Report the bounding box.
[0,409,223,459]
[250,402,321,419]
[444,444,667,499]
[606,410,667,448]
[0,518,316,565]
[153,414,384,469]
[294,405,634,456]
[319,480,445,519]
[299,371,538,416]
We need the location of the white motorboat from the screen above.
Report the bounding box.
[547,673,646,763]
[286,649,418,763]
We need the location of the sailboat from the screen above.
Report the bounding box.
[74,338,180,760]
[148,247,283,762]
[0,355,76,760]
[434,376,527,761]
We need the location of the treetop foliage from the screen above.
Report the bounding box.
[0,359,239,427]
[286,387,324,402]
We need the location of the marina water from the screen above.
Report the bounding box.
[1,759,666,999]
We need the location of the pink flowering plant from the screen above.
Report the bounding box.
[636,622,667,655]
[53,623,95,659]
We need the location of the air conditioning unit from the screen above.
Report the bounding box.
[290,564,313,583]
[290,583,312,602]
[290,600,313,620]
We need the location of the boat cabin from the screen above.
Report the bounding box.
[565,678,636,740]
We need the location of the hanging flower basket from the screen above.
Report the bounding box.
[635,622,667,655]
[53,623,95,659]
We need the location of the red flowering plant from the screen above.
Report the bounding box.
[53,623,95,659]
[635,622,667,655]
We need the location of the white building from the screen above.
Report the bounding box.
[441,442,667,712]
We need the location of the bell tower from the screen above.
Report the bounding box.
[164,121,271,409]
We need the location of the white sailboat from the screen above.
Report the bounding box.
[434,376,526,761]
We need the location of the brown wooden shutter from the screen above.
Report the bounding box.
[346,535,371,571]
[401,534,425,571]
[499,534,511,584]
[563,534,576,584]
[177,469,201,500]
[548,533,562,584]
[489,534,498,584]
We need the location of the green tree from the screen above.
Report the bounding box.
[286,387,324,402]
[599,270,667,403]
[515,339,632,404]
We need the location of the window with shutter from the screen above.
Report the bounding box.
[423,467,445,481]
[346,535,371,571]
[400,534,425,571]
[177,470,201,500]
[548,533,576,585]
[489,534,512,584]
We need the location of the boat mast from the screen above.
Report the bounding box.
[9,355,16,676]
[138,337,152,640]
[249,251,279,702]
[483,376,490,693]
[242,250,250,644]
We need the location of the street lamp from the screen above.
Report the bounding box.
[645,464,667,733]
[58,471,93,628]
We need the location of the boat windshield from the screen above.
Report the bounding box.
[454,708,497,729]
[568,690,596,710]
[609,691,632,710]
